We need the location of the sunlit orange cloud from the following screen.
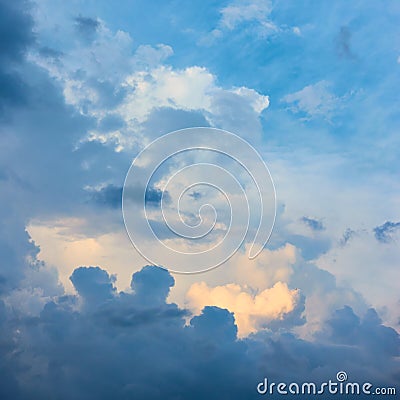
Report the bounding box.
[186,280,301,337]
[27,218,146,293]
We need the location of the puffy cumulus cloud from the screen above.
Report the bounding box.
[198,241,367,338]
[0,265,398,399]
[186,281,304,337]
[26,208,371,338]
[132,231,365,341]
[71,266,116,305]
[120,66,215,123]
[103,65,269,146]
[130,265,174,306]
[29,11,269,149]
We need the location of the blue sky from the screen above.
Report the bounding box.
[0,0,399,398]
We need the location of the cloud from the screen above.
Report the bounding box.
[0,265,398,399]
[87,182,171,209]
[317,227,400,330]
[339,228,357,246]
[301,216,325,231]
[70,266,116,305]
[0,1,399,397]
[373,221,400,243]
[282,81,339,121]
[130,265,175,306]
[0,0,34,111]
[0,0,34,63]
[31,17,269,149]
[190,305,238,342]
[74,16,100,39]
[88,184,123,208]
[141,107,210,139]
[118,66,269,132]
[200,0,280,46]
[186,281,304,336]
[38,46,63,60]
[219,0,275,31]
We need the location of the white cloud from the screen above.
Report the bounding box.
[282,80,339,120]
[232,86,270,113]
[120,66,215,123]
[98,65,269,145]
[220,0,273,31]
[292,26,301,36]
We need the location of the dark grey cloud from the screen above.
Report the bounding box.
[0,0,34,63]
[90,184,170,209]
[324,305,400,357]
[130,265,174,306]
[374,221,400,243]
[89,184,123,209]
[123,183,171,207]
[71,266,116,305]
[0,265,398,399]
[0,0,132,299]
[0,0,34,112]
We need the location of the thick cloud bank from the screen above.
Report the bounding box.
[0,265,398,399]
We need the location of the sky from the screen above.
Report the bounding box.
[0,0,399,398]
